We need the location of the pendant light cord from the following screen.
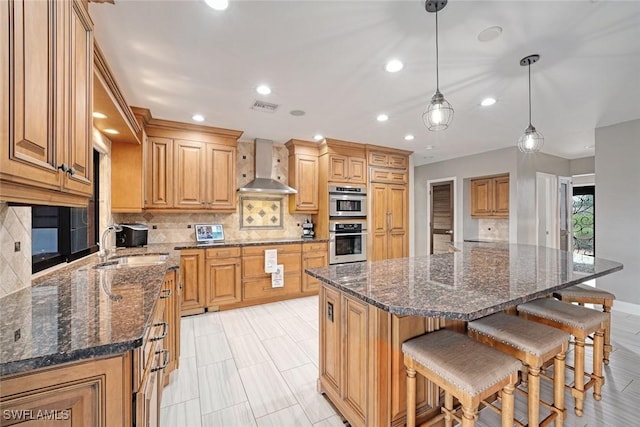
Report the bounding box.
[528,62,532,126]
[435,8,440,91]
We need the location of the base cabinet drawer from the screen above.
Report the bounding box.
[242,252,301,279]
[243,275,301,300]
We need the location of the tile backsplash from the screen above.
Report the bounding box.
[114,140,310,243]
[477,218,509,242]
[0,203,32,298]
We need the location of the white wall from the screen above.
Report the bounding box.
[413,147,517,256]
[570,156,595,176]
[595,119,640,306]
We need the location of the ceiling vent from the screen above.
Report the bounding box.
[251,100,279,113]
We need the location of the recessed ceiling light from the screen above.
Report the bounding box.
[313,134,324,141]
[192,114,205,122]
[404,134,415,141]
[377,114,389,122]
[477,26,503,42]
[256,85,271,95]
[205,0,228,11]
[290,110,305,116]
[92,112,107,119]
[425,145,434,150]
[385,59,404,73]
[103,129,119,135]
[481,97,496,107]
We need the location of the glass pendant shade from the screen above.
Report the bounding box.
[423,90,454,131]
[518,124,544,153]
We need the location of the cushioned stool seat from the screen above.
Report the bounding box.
[518,298,608,416]
[469,312,569,427]
[554,284,615,364]
[403,329,520,427]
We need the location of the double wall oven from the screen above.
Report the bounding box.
[328,185,367,264]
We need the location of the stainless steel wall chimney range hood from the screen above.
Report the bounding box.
[238,139,297,194]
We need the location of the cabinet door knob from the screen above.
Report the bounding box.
[57,163,69,173]
[68,167,76,176]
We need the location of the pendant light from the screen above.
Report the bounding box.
[422,0,453,131]
[517,54,544,153]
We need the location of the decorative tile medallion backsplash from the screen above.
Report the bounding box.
[240,196,283,229]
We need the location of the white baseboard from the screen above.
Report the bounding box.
[613,300,640,316]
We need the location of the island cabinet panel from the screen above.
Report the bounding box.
[0,354,132,427]
[470,174,509,218]
[1,0,93,206]
[319,283,440,427]
[180,250,205,316]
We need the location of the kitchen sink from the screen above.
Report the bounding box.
[94,253,170,269]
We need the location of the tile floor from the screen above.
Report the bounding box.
[160,297,640,427]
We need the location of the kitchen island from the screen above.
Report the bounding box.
[305,242,623,427]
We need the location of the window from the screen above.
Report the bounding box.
[32,150,100,273]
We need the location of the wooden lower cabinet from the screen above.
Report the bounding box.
[319,283,442,427]
[161,270,181,385]
[0,355,132,427]
[302,242,328,293]
[180,242,327,314]
[204,248,242,308]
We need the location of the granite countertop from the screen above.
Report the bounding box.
[0,244,180,377]
[305,242,623,321]
[174,237,328,250]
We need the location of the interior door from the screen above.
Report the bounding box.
[558,177,573,252]
[430,181,453,254]
[536,172,559,248]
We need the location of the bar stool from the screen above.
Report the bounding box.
[403,329,520,427]
[468,312,569,427]
[553,284,615,365]
[518,298,608,416]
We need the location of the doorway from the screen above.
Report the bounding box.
[573,185,595,256]
[429,180,454,254]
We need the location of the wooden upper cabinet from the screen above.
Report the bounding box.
[0,0,93,205]
[206,143,236,211]
[328,154,366,184]
[142,117,241,212]
[174,139,206,208]
[285,139,319,213]
[146,137,174,209]
[367,150,408,169]
[470,174,509,218]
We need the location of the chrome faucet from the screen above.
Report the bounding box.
[99,224,122,260]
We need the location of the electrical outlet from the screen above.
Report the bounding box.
[327,302,334,322]
[14,241,20,252]
[14,329,21,342]
[187,224,192,228]
[152,225,157,229]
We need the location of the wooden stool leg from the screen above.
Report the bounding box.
[501,383,515,427]
[593,328,605,401]
[444,391,454,427]
[461,405,477,427]
[553,351,566,427]
[603,304,612,365]
[573,337,586,416]
[406,366,417,427]
[527,366,541,427]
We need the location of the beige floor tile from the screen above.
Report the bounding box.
[201,401,257,427]
[180,316,196,358]
[255,404,312,427]
[228,332,271,369]
[238,361,297,418]
[193,311,224,337]
[198,359,248,415]
[312,415,345,427]
[160,398,202,427]
[246,314,287,341]
[262,335,311,372]
[161,356,199,407]
[278,314,317,342]
[219,309,254,338]
[195,331,233,366]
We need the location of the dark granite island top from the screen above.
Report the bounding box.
[0,244,180,376]
[305,242,623,321]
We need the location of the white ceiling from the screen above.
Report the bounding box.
[89,0,640,166]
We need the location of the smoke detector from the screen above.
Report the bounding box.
[251,100,279,113]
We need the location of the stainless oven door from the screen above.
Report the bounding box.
[329,232,367,264]
[329,194,367,217]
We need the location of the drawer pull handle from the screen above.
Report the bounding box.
[151,349,170,372]
[150,322,168,341]
[160,288,172,299]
